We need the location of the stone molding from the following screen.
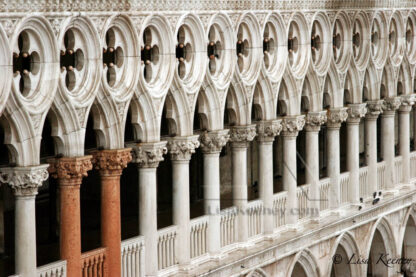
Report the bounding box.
[48,156,93,185]
[167,135,200,161]
[366,100,384,119]
[381,97,401,114]
[199,129,230,154]
[0,165,49,196]
[131,141,167,168]
[91,148,132,176]
[229,125,257,148]
[305,111,327,132]
[399,94,415,113]
[281,115,305,137]
[347,103,367,124]
[327,107,348,129]
[256,119,282,142]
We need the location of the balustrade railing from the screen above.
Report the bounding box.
[247,199,263,238]
[157,225,178,270]
[359,167,369,198]
[377,161,386,190]
[340,172,350,205]
[81,247,107,277]
[190,215,208,258]
[411,152,416,179]
[37,260,67,277]
[273,191,287,228]
[319,178,330,211]
[220,206,237,247]
[121,236,145,277]
[395,156,403,184]
[297,184,310,219]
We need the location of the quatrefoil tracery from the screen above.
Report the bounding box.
[103,28,124,87]
[60,29,84,91]
[207,26,222,74]
[263,23,275,70]
[141,27,159,83]
[236,25,249,73]
[332,19,342,63]
[311,21,322,64]
[175,26,192,79]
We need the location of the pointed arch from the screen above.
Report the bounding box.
[287,249,320,277]
[302,71,322,112]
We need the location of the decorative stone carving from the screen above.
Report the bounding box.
[347,103,367,123]
[0,165,49,196]
[167,135,200,161]
[305,111,327,132]
[229,125,257,147]
[131,141,167,168]
[48,156,93,184]
[91,149,132,176]
[281,115,305,137]
[256,119,282,142]
[366,100,384,119]
[327,107,348,128]
[199,129,230,154]
[381,97,401,114]
[399,94,416,113]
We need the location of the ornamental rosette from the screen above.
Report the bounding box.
[199,129,230,154]
[167,136,200,161]
[91,149,132,176]
[132,141,167,168]
[256,119,282,142]
[327,107,348,128]
[48,156,92,181]
[305,111,327,131]
[0,165,49,196]
[281,115,305,136]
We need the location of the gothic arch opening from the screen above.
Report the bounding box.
[330,244,351,277]
[401,215,416,275]
[291,262,308,277]
[367,229,389,277]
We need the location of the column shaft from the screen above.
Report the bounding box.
[365,117,378,196]
[382,113,396,189]
[232,146,248,242]
[283,135,297,224]
[305,130,319,217]
[399,110,411,183]
[327,127,340,208]
[347,121,360,203]
[258,141,274,234]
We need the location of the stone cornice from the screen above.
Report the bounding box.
[199,129,230,154]
[327,107,348,129]
[91,148,132,176]
[229,125,257,148]
[366,100,384,119]
[382,97,401,114]
[167,135,200,161]
[256,119,282,142]
[347,103,367,124]
[305,111,327,132]
[48,156,92,185]
[131,141,167,168]
[281,115,305,137]
[0,165,49,196]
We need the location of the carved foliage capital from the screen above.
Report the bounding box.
[382,97,401,113]
[91,149,132,176]
[281,115,305,136]
[305,111,327,131]
[199,129,230,154]
[229,125,257,147]
[399,94,415,112]
[0,165,49,196]
[327,107,348,128]
[256,120,282,142]
[167,136,200,161]
[48,156,92,184]
[132,142,167,168]
[366,100,384,118]
[347,103,367,123]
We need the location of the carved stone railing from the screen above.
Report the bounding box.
[121,236,145,277]
[247,199,263,238]
[377,161,386,190]
[220,206,237,247]
[157,225,178,270]
[340,172,350,205]
[297,184,310,219]
[359,166,369,199]
[319,178,330,211]
[81,247,107,277]
[411,152,416,180]
[273,191,287,228]
[395,156,403,184]
[190,215,208,259]
[37,260,67,277]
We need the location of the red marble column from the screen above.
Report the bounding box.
[91,149,132,277]
[48,156,92,277]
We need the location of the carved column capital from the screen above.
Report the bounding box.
[305,111,327,132]
[347,103,367,124]
[382,97,401,115]
[167,135,200,161]
[131,141,167,168]
[48,156,93,186]
[366,100,384,119]
[199,129,230,154]
[91,149,132,176]
[399,94,415,113]
[327,107,348,128]
[281,115,305,137]
[0,165,49,197]
[229,125,257,148]
[256,119,282,142]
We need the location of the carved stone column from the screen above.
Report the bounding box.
[257,120,282,234]
[166,136,199,265]
[399,95,415,185]
[229,125,256,243]
[0,165,49,277]
[91,149,132,277]
[281,115,305,225]
[132,142,167,276]
[199,129,229,254]
[48,156,92,277]
[327,108,348,209]
[365,100,383,197]
[305,111,327,218]
[381,97,401,190]
[346,103,367,203]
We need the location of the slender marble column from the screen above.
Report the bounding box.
[199,129,229,254]
[381,97,401,189]
[305,111,327,218]
[365,101,383,196]
[0,165,49,277]
[399,95,415,184]
[257,120,282,234]
[48,156,92,277]
[327,108,348,209]
[132,142,167,276]
[281,115,305,225]
[166,136,200,265]
[346,103,367,204]
[91,149,132,277]
[229,125,256,243]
